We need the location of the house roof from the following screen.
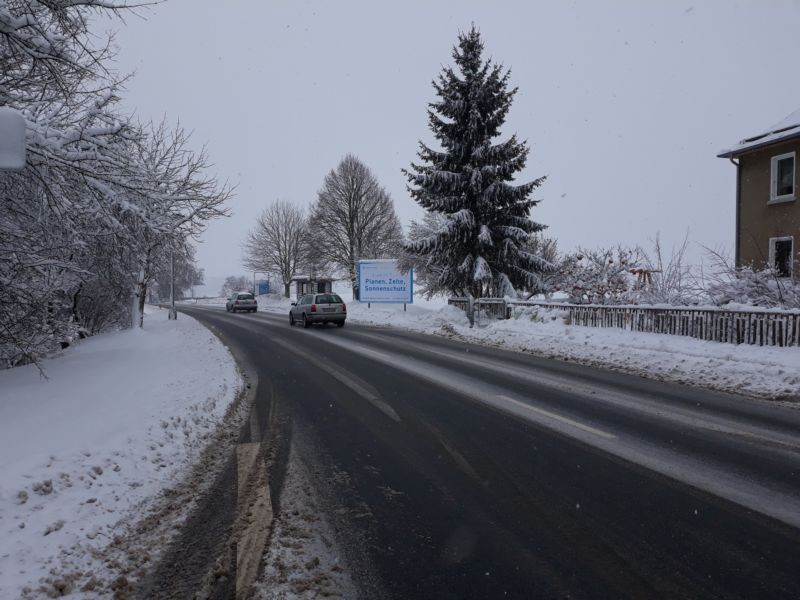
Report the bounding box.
[717,108,800,158]
[291,275,333,281]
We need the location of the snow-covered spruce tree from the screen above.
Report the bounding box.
[404,26,552,299]
[399,211,449,298]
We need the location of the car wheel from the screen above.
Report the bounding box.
[289,312,295,326]
[336,321,345,327]
[302,313,310,328]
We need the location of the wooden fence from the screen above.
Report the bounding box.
[447,297,800,347]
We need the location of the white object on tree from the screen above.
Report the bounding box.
[0,107,25,170]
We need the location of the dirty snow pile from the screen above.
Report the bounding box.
[256,436,356,599]
[345,301,800,401]
[0,307,241,598]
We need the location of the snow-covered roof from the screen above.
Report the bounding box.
[718,108,800,158]
[291,275,334,281]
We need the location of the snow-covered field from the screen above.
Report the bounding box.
[0,307,242,598]
[239,281,800,402]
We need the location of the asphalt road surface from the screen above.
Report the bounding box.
[178,304,800,599]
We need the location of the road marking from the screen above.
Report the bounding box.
[302,334,615,439]
[302,332,611,441]
[352,333,800,451]
[496,394,616,439]
[420,419,483,482]
[270,337,401,423]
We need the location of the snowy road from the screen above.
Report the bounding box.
[181,305,800,599]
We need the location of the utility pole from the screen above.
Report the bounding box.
[168,246,177,320]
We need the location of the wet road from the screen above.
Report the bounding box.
[180,304,800,599]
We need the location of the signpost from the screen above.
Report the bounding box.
[357,260,413,310]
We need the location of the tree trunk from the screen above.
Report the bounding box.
[284,282,290,298]
[131,267,147,328]
[138,285,147,326]
[350,260,359,300]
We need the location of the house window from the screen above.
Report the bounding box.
[769,236,794,277]
[770,152,795,202]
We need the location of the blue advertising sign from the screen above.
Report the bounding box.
[357,260,413,303]
[257,280,269,295]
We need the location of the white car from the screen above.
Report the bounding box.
[226,291,257,313]
[290,293,346,327]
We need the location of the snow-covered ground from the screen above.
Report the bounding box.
[0,307,242,598]
[348,302,800,401]
[256,436,356,599]
[239,281,800,402]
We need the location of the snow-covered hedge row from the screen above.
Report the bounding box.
[0,2,230,367]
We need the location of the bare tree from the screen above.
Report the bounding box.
[128,120,232,327]
[242,200,307,297]
[153,244,203,301]
[308,154,404,298]
[220,275,250,297]
[0,1,232,365]
[635,233,699,305]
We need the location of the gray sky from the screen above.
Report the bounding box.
[102,0,800,281]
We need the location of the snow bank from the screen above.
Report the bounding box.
[344,302,800,401]
[0,307,241,597]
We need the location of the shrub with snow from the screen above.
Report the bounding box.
[707,267,800,309]
[555,247,640,305]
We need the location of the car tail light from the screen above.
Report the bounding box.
[235,300,239,305]
[342,303,346,313]
[311,304,316,313]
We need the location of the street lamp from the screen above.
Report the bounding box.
[169,247,177,320]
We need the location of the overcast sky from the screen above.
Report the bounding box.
[101,0,800,282]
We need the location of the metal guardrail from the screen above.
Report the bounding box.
[447,297,800,347]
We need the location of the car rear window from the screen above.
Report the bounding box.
[237,293,254,300]
[315,294,342,304]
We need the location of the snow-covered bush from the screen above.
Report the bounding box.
[629,234,701,306]
[706,267,800,309]
[555,247,640,304]
[511,305,568,323]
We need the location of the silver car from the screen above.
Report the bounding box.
[290,293,346,327]
[226,291,257,313]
